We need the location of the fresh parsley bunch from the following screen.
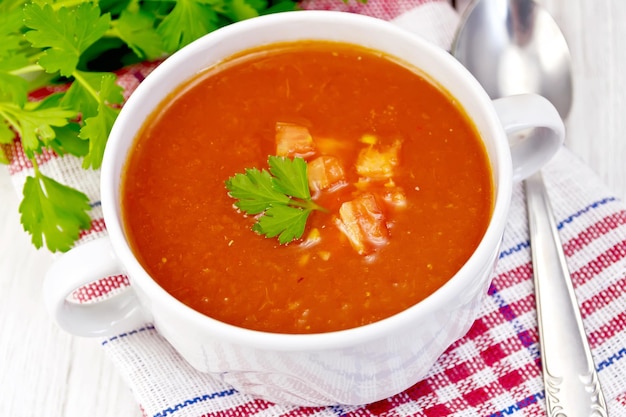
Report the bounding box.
[0,0,299,252]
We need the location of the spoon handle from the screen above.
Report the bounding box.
[525,172,608,417]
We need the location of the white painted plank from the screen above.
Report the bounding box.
[0,170,142,417]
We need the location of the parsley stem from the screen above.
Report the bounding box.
[0,105,22,138]
[50,0,89,10]
[288,197,329,213]
[71,70,102,104]
[10,64,45,77]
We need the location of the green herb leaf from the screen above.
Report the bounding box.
[0,119,13,163]
[157,1,220,53]
[79,105,118,169]
[0,120,14,146]
[226,156,327,244]
[0,99,78,157]
[77,73,121,169]
[0,8,30,76]
[254,204,311,244]
[0,8,31,104]
[112,9,164,60]
[23,3,111,77]
[19,169,92,253]
[261,0,301,14]
[269,155,311,200]
[226,167,290,214]
[62,71,111,119]
[59,71,121,168]
[225,0,261,21]
[49,123,89,158]
[0,72,28,107]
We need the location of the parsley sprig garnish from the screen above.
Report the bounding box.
[0,0,300,252]
[20,161,92,253]
[226,156,328,244]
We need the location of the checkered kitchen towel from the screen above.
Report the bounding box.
[5,1,626,416]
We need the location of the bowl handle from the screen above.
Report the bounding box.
[43,237,146,337]
[492,94,565,182]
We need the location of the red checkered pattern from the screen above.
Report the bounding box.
[71,275,130,304]
[5,1,626,416]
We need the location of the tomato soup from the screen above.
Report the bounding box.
[121,41,493,334]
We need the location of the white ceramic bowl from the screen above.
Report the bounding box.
[44,11,564,406]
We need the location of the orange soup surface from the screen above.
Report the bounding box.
[122,41,493,334]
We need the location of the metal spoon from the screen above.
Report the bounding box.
[451,1,608,416]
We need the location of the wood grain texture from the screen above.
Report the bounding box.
[0,171,142,417]
[0,2,624,416]
[544,0,626,201]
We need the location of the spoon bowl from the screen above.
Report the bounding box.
[452,0,573,118]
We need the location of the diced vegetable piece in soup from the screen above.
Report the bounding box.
[336,192,389,255]
[307,155,346,193]
[356,140,401,180]
[382,179,408,208]
[383,187,408,208]
[275,122,316,158]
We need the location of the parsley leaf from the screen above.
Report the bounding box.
[225,0,262,21]
[0,72,29,107]
[226,167,290,214]
[21,3,123,170]
[269,155,310,200]
[0,118,14,163]
[0,98,78,158]
[254,204,311,244]
[226,156,327,244]
[23,3,111,77]
[19,167,92,253]
[79,102,119,169]
[112,9,164,61]
[0,8,30,87]
[49,122,89,158]
[75,72,122,169]
[157,1,220,53]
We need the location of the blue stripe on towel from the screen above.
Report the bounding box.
[488,391,545,417]
[152,388,238,417]
[498,196,617,259]
[101,325,156,346]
